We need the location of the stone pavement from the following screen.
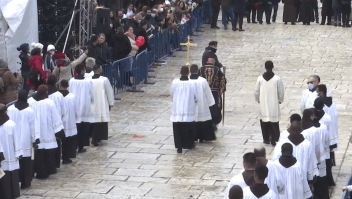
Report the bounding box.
[20,7,352,199]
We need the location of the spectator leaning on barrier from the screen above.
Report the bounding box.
[96,33,112,62]
[17,43,31,92]
[0,59,22,105]
[52,50,88,84]
[135,19,151,54]
[125,26,139,56]
[112,26,132,61]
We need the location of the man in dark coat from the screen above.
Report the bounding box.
[111,27,132,61]
[201,41,223,68]
[233,0,246,30]
[283,0,297,24]
[257,0,273,24]
[96,33,112,62]
[271,0,281,22]
[246,0,258,23]
[211,0,221,29]
[341,0,351,27]
[87,35,108,65]
[298,0,315,25]
[321,0,333,25]
[134,20,151,54]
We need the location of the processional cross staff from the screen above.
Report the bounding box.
[180,36,197,66]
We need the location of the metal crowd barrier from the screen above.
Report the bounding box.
[103,7,204,94]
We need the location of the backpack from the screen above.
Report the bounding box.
[0,70,8,93]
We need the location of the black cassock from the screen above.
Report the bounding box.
[199,65,226,125]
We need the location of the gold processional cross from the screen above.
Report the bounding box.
[180,36,197,66]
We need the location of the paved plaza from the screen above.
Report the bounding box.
[20,7,352,199]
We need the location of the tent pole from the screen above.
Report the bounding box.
[63,0,78,52]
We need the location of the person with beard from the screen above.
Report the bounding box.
[189,64,216,143]
[7,90,39,189]
[321,0,333,25]
[273,143,312,199]
[201,41,223,68]
[87,35,107,66]
[90,65,115,146]
[69,64,94,153]
[272,121,318,186]
[58,80,78,164]
[0,104,21,199]
[341,0,351,27]
[314,93,336,187]
[199,58,226,130]
[254,61,284,146]
[17,43,31,91]
[224,153,256,199]
[52,50,88,85]
[46,75,66,169]
[135,20,151,54]
[112,26,132,61]
[278,114,301,141]
[253,146,284,196]
[242,166,277,199]
[28,85,63,179]
[302,109,330,199]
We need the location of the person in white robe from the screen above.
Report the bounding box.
[84,57,95,78]
[272,121,318,183]
[278,114,301,142]
[0,104,21,199]
[313,97,335,186]
[47,75,66,169]
[58,80,78,164]
[254,61,285,146]
[28,85,63,179]
[69,64,94,153]
[224,153,257,199]
[171,66,199,153]
[7,90,39,189]
[243,165,277,199]
[274,143,312,199]
[301,108,330,199]
[189,64,216,142]
[90,64,115,146]
[254,146,285,196]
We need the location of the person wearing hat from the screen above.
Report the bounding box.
[201,41,223,68]
[52,50,88,84]
[17,43,31,91]
[44,45,56,72]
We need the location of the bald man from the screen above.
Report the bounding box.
[199,58,226,130]
[229,185,243,199]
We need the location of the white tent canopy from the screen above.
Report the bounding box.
[0,0,38,72]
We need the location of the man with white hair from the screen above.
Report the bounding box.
[85,57,95,78]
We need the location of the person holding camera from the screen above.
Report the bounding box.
[0,59,22,105]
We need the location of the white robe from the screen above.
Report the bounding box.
[91,76,115,123]
[323,102,338,149]
[0,120,21,171]
[254,75,285,122]
[224,172,251,199]
[301,127,319,162]
[48,91,66,121]
[190,76,215,122]
[62,93,78,137]
[278,130,289,142]
[319,113,332,159]
[300,89,331,114]
[84,71,94,78]
[170,79,199,122]
[69,78,94,123]
[28,98,63,149]
[266,160,285,196]
[243,187,277,199]
[273,160,312,199]
[7,105,39,157]
[272,138,318,181]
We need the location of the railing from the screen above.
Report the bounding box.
[103,7,204,94]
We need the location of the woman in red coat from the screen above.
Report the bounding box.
[27,48,47,90]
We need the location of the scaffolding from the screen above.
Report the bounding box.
[79,0,91,47]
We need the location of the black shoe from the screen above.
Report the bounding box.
[232,27,238,31]
[259,22,263,24]
[213,124,218,131]
[346,24,351,27]
[190,143,196,149]
[252,21,258,23]
[62,159,73,164]
[247,21,251,23]
[334,23,337,26]
[199,139,204,143]
[239,28,245,31]
[267,22,271,24]
[224,27,228,30]
[210,26,220,29]
[263,140,270,144]
[177,148,182,153]
[91,139,99,146]
[320,23,325,25]
[307,23,310,25]
[291,22,296,25]
[78,148,87,153]
[284,22,287,25]
[272,20,276,23]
